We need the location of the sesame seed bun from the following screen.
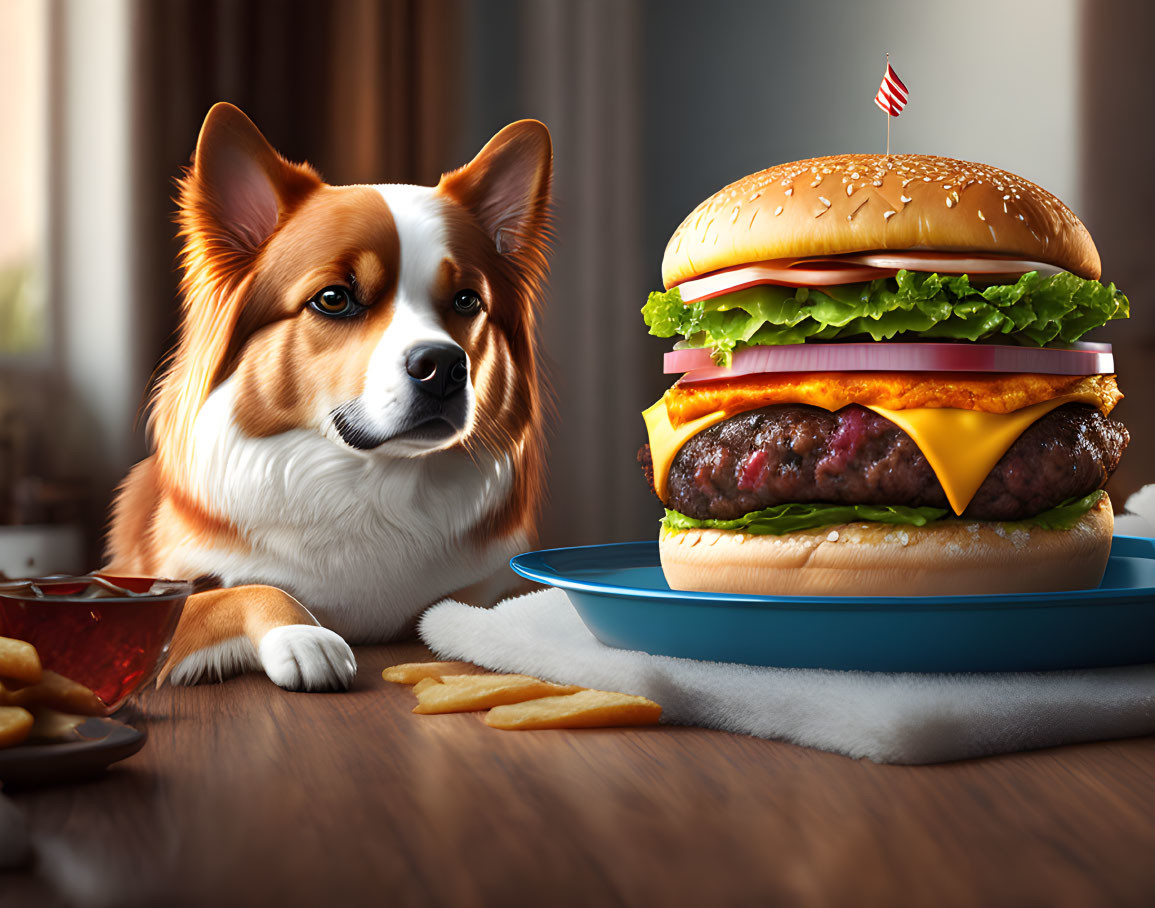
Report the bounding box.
[657,493,1114,597]
[662,153,1101,288]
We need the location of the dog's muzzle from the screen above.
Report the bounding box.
[332,342,470,451]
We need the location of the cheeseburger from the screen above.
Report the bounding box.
[639,154,1129,596]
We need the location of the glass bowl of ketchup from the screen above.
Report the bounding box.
[0,574,191,713]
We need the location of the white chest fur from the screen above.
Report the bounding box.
[168,379,522,642]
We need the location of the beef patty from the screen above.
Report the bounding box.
[638,403,1128,521]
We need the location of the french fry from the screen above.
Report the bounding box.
[0,637,41,686]
[484,689,662,730]
[412,677,441,695]
[382,661,483,685]
[2,670,105,717]
[412,673,584,714]
[0,706,34,749]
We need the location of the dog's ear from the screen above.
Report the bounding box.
[439,120,552,257]
[182,103,320,256]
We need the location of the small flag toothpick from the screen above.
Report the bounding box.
[874,54,908,155]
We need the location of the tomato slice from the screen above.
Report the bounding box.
[675,262,894,303]
[672,254,1063,304]
[838,252,1062,276]
[665,342,1114,381]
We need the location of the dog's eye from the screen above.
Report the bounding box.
[453,290,483,316]
[309,286,360,318]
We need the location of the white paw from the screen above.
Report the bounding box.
[258,625,357,692]
[167,636,260,686]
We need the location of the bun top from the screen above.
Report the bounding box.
[662,154,1101,288]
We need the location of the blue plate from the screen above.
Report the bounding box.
[510,535,1155,672]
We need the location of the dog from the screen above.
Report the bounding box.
[105,103,551,692]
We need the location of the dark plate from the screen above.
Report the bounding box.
[510,535,1155,672]
[0,717,146,785]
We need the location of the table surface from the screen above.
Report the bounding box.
[5,642,1155,908]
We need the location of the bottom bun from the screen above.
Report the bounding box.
[658,495,1114,597]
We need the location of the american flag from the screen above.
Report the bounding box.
[874,61,908,117]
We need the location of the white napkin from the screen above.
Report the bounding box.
[1115,484,1155,538]
[419,589,1155,764]
[421,486,1155,764]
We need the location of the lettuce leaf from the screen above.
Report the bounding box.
[1016,490,1107,531]
[660,490,1106,536]
[642,271,1129,366]
[662,503,947,535]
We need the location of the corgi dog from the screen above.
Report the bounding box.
[105,103,551,691]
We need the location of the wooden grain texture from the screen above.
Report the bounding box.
[5,642,1155,908]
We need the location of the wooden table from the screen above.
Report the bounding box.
[5,642,1155,907]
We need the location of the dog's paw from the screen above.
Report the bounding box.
[166,636,260,686]
[258,625,357,691]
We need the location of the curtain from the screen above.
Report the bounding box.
[464,0,663,548]
[1080,0,1155,504]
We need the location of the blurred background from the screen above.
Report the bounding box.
[0,0,1151,573]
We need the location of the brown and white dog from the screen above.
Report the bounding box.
[105,103,551,691]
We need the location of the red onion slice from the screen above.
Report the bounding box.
[665,342,1114,381]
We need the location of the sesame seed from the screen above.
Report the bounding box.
[884,210,896,220]
[731,205,740,223]
[818,197,831,207]
[846,184,854,196]
[900,194,912,203]
[946,197,954,208]
[784,187,793,196]
[774,205,783,216]
[977,210,985,221]
[826,530,839,542]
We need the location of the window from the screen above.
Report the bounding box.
[0,0,49,358]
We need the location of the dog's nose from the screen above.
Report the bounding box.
[405,343,468,399]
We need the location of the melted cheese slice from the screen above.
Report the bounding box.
[642,401,727,501]
[643,392,1099,515]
